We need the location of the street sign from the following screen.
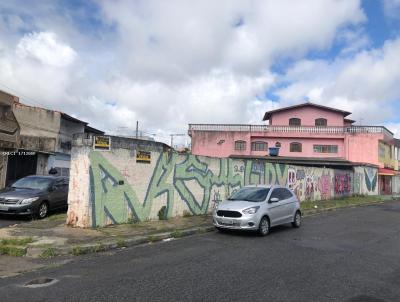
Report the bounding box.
[136,150,151,163]
[94,136,111,151]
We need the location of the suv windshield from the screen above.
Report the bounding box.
[12,177,54,190]
[228,187,270,202]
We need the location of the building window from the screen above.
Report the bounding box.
[289,118,301,126]
[275,142,281,148]
[251,141,268,151]
[235,140,246,151]
[313,145,338,153]
[315,118,327,127]
[290,142,302,152]
[378,143,386,159]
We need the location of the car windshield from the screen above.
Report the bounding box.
[11,177,53,190]
[228,187,270,202]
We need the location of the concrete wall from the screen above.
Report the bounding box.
[0,154,7,188]
[48,153,71,176]
[393,175,400,195]
[346,133,383,167]
[13,103,60,140]
[0,91,20,150]
[67,135,378,228]
[58,118,85,154]
[190,130,346,158]
[36,153,49,175]
[13,103,60,153]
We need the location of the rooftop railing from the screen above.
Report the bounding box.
[188,124,393,137]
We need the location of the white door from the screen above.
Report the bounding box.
[267,188,287,226]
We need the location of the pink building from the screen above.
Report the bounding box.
[188,103,400,194]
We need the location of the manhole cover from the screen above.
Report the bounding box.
[24,277,58,288]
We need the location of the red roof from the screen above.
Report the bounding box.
[344,118,356,124]
[263,102,352,121]
[378,168,398,176]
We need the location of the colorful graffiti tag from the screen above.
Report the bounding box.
[334,172,352,196]
[85,150,379,227]
[89,152,291,226]
[364,167,377,192]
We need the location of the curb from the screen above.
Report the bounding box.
[26,225,216,259]
[301,199,389,217]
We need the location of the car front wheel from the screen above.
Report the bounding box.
[37,202,49,219]
[258,216,270,236]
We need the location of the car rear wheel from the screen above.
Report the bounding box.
[258,216,270,236]
[292,211,301,228]
[37,202,49,219]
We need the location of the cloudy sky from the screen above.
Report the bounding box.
[0,0,399,145]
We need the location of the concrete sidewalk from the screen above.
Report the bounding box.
[0,213,214,260]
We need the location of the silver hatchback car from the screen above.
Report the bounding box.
[213,185,301,236]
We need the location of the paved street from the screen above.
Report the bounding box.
[0,215,30,228]
[0,201,400,302]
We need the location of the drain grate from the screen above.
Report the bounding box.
[24,277,59,288]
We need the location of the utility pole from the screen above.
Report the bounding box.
[170,134,186,148]
[136,121,139,138]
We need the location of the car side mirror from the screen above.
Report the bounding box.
[48,186,55,192]
[269,197,279,203]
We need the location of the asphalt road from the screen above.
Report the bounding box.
[0,215,31,228]
[1,201,400,302]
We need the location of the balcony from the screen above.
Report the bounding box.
[188,124,393,137]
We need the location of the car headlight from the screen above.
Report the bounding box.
[242,206,260,214]
[20,197,39,205]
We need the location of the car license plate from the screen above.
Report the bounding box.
[223,219,234,225]
[0,205,9,211]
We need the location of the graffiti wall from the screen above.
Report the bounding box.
[67,136,379,227]
[353,166,379,195]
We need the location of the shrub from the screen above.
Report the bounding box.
[40,248,57,258]
[182,210,192,217]
[116,238,126,248]
[158,206,167,220]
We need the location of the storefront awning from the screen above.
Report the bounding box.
[378,168,398,176]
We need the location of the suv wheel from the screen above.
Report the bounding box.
[292,211,301,228]
[258,216,270,236]
[37,202,48,219]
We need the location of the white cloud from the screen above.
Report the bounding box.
[276,38,400,126]
[386,122,400,138]
[16,31,76,67]
[99,0,365,79]
[88,70,275,135]
[2,0,398,145]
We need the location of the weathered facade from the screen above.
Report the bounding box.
[189,103,400,195]
[67,135,378,228]
[0,91,20,188]
[2,99,103,188]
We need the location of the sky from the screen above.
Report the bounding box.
[0,0,399,145]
